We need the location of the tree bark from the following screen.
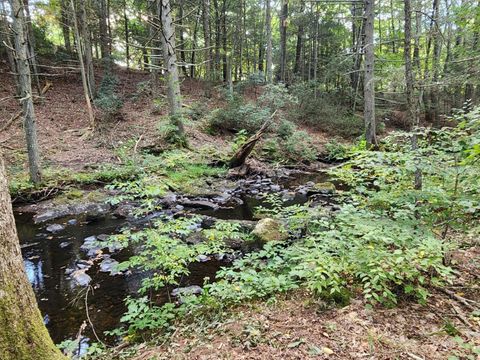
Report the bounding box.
[0,2,20,96]
[278,0,288,82]
[0,157,64,359]
[71,0,95,129]
[404,0,422,190]
[213,0,221,79]
[190,7,200,78]
[10,0,42,183]
[159,0,184,134]
[23,0,41,96]
[150,0,161,93]
[363,0,377,148]
[0,114,63,360]
[96,0,110,60]
[293,0,305,77]
[221,0,228,82]
[60,0,72,53]
[202,0,212,95]
[178,0,189,77]
[265,0,273,83]
[430,0,441,124]
[123,0,129,69]
[77,0,95,98]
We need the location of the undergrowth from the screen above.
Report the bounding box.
[84,107,480,358]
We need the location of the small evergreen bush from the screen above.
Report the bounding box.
[94,72,123,120]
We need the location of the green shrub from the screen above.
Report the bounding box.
[186,101,209,121]
[157,114,188,147]
[277,119,295,140]
[283,131,317,163]
[208,95,270,134]
[289,83,362,138]
[324,140,350,161]
[94,72,123,120]
[258,84,298,110]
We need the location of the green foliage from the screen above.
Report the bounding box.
[110,108,480,343]
[94,73,123,120]
[157,114,188,147]
[208,94,270,134]
[108,217,248,336]
[331,110,480,232]
[231,129,249,152]
[290,83,363,138]
[186,101,209,121]
[277,119,296,140]
[106,150,225,213]
[257,84,298,111]
[282,131,317,163]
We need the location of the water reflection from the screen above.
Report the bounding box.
[24,258,44,290]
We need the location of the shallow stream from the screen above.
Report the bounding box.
[15,169,333,346]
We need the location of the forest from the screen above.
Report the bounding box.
[0,0,479,359]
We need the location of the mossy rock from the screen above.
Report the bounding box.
[308,182,336,195]
[251,218,288,243]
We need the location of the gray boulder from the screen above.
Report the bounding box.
[252,218,288,243]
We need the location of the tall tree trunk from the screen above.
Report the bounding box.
[389,0,396,53]
[178,0,188,77]
[430,0,441,124]
[265,0,273,83]
[23,0,41,96]
[190,7,200,78]
[97,0,110,60]
[60,0,72,53]
[221,0,228,82]
[293,0,305,77]
[202,0,212,95]
[151,0,161,93]
[78,0,95,98]
[213,0,221,80]
[278,0,288,82]
[159,0,184,135]
[10,0,42,183]
[313,5,319,97]
[364,0,377,148]
[404,0,422,190]
[71,0,95,129]
[0,156,65,360]
[123,0,129,69]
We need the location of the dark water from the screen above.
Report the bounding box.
[16,213,130,344]
[16,213,225,345]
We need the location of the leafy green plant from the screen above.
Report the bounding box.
[208,95,270,134]
[94,72,123,120]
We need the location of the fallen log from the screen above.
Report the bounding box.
[228,110,277,169]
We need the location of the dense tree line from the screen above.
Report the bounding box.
[1,0,479,181]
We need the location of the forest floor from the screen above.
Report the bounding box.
[117,244,480,360]
[0,62,329,175]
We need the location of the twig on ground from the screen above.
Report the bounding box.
[438,287,479,312]
[85,285,105,346]
[0,111,22,132]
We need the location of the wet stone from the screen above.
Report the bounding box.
[67,219,78,225]
[196,255,210,263]
[46,224,65,233]
[99,257,120,275]
[171,285,202,297]
[71,270,92,287]
[59,241,71,249]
